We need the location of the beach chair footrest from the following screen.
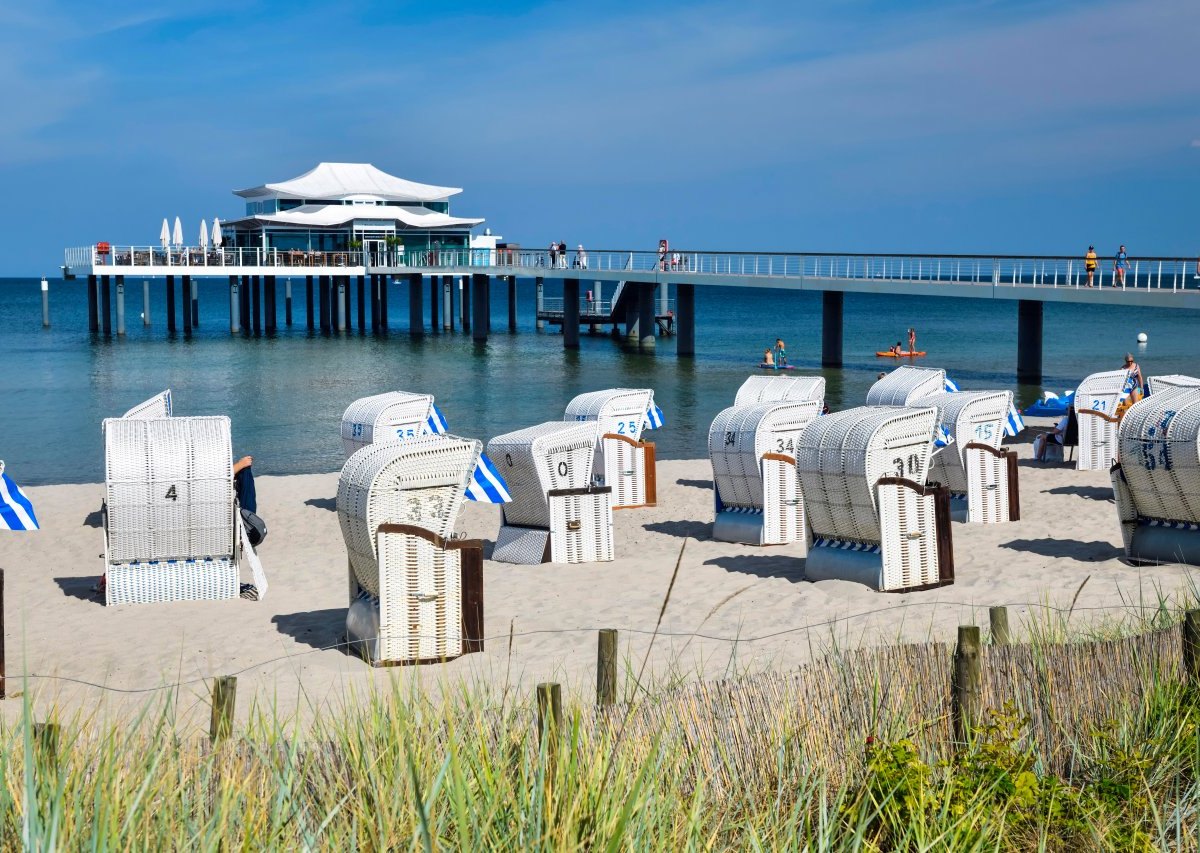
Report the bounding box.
[106,557,239,606]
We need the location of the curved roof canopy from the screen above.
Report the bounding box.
[223,205,483,230]
[235,163,463,203]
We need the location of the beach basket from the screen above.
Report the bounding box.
[338,435,484,665]
[1076,369,1131,471]
[921,390,1019,524]
[340,391,443,459]
[796,406,953,591]
[488,421,613,564]
[1111,388,1200,567]
[1148,375,1200,395]
[121,389,173,420]
[733,375,826,407]
[564,388,659,509]
[708,400,821,545]
[866,366,947,407]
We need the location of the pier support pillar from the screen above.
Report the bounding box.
[535,277,545,330]
[408,273,424,335]
[369,275,378,331]
[821,290,843,368]
[87,274,98,332]
[1017,299,1043,383]
[676,284,695,356]
[143,279,151,326]
[624,288,639,342]
[472,274,489,343]
[115,275,125,336]
[101,275,113,335]
[461,276,471,333]
[182,275,192,334]
[357,275,366,333]
[638,283,656,351]
[229,276,240,334]
[265,275,277,333]
[508,276,517,332]
[379,275,389,331]
[319,276,330,333]
[305,276,314,330]
[191,277,199,327]
[336,277,347,333]
[429,276,439,332]
[285,279,293,326]
[563,278,580,349]
[659,282,669,317]
[252,276,263,335]
[165,275,175,333]
[240,275,251,335]
[443,276,453,331]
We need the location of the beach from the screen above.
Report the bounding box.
[3,432,1196,729]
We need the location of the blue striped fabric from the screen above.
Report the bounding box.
[1118,371,1138,403]
[1004,402,1025,437]
[425,404,449,435]
[812,537,881,554]
[0,464,39,531]
[465,453,512,503]
[934,425,954,448]
[944,377,960,393]
[644,404,665,430]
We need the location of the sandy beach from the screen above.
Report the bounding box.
[3,431,1197,729]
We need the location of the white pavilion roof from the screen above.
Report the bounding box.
[223,204,483,230]
[234,162,463,203]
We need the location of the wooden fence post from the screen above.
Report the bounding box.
[1183,610,1200,685]
[989,606,1011,645]
[597,630,617,707]
[952,625,982,745]
[209,676,237,745]
[537,682,561,747]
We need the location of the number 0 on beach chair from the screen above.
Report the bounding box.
[338,435,485,665]
[796,406,954,592]
[1075,369,1132,471]
[866,366,947,406]
[921,390,1020,524]
[489,421,614,564]
[733,375,826,407]
[1111,389,1200,567]
[708,400,821,546]
[563,388,662,510]
[340,391,447,459]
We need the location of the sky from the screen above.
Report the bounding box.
[0,0,1196,275]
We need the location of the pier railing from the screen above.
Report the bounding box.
[70,246,368,270]
[540,297,676,318]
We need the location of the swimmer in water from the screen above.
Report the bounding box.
[763,348,774,367]
[774,338,787,367]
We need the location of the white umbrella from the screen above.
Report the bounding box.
[199,219,209,249]
[172,216,183,247]
[212,217,223,247]
[159,218,170,248]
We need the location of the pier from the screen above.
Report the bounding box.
[62,246,1200,382]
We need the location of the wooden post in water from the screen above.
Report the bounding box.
[209,676,237,745]
[537,682,562,748]
[1183,610,1200,685]
[597,629,617,707]
[989,606,1011,645]
[952,625,982,745]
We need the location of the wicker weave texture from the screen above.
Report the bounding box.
[104,416,234,565]
[796,406,937,543]
[604,437,647,507]
[1076,369,1132,471]
[1115,389,1200,526]
[1148,375,1200,395]
[564,388,655,502]
[121,390,173,420]
[549,490,614,563]
[709,401,820,510]
[878,482,940,590]
[488,421,599,528]
[337,436,479,599]
[376,529,463,662]
[106,557,239,606]
[964,447,1010,524]
[921,390,1011,494]
[734,375,826,406]
[865,367,946,407]
[340,392,435,459]
[761,454,805,545]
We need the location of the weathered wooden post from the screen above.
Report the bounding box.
[1183,610,1200,685]
[597,629,617,707]
[537,682,562,748]
[952,625,981,745]
[209,676,237,745]
[989,606,1010,645]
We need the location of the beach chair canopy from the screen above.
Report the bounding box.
[121,389,173,420]
[564,388,659,441]
[487,421,600,529]
[1115,389,1200,526]
[1148,375,1200,395]
[708,401,820,510]
[865,367,947,407]
[919,390,1012,493]
[340,391,445,459]
[733,375,826,407]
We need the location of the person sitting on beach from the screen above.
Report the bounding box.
[773,338,787,367]
[762,348,774,367]
[1034,409,1073,462]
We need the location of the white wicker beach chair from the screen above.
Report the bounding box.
[340,391,444,459]
[733,375,826,407]
[564,388,659,510]
[1075,369,1132,471]
[1148,375,1200,395]
[102,416,241,605]
[708,400,821,545]
[488,421,613,564]
[865,367,947,407]
[796,406,954,591]
[1111,388,1200,566]
[920,390,1020,524]
[121,389,173,420]
[338,435,484,666]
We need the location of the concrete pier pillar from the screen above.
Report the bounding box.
[408,273,424,335]
[563,278,580,349]
[115,275,125,336]
[101,275,112,335]
[624,291,639,342]
[821,290,844,367]
[191,277,199,327]
[165,275,175,333]
[240,275,251,335]
[143,279,151,326]
[472,273,488,342]
[285,279,293,326]
[319,276,330,333]
[229,275,240,334]
[461,276,471,332]
[356,275,366,333]
[1017,299,1043,383]
[443,276,453,331]
[507,276,517,332]
[535,277,545,330]
[182,275,193,334]
[252,275,262,334]
[429,276,439,332]
[638,282,656,351]
[368,274,378,331]
[265,275,277,333]
[337,277,347,333]
[676,284,695,356]
[659,282,669,317]
[305,276,314,330]
[379,275,389,331]
[87,274,98,331]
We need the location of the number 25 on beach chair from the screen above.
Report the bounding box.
[563,388,663,510]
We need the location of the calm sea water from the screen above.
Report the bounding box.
[1,275,1195,485]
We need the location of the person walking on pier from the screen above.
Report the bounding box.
[558,240,568,269]
[548,241,558,268]
[576,244,588,269]
[1085,246,1098,287]
[658,239,669,271]
[1114,245,1129,287]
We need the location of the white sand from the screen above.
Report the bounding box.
[3,437,1197,729]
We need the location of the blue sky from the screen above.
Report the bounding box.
[0,0,1196,275]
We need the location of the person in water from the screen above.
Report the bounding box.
[890,342,902,355]
[908,327,917,353]
[774,338,787,367]
[763,348,774,367]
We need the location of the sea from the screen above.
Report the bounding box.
[1,275,1196,485]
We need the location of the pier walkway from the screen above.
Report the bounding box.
[62,246,1200,382]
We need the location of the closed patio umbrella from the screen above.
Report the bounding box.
[172,216,183,247]
[159,218,170,248]
[199,219,209,249]
[212,217,223,247]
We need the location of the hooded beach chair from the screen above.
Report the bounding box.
[338,434,485,665]
[796,406,954,592]
[340,391,448,459]
[733,375,826,407]
[1111,388,1200,566]
[563,388,662,509]
[1147,375,1200,395]
[920,390,1020,524]
[865,366,947,407]
[122,388,173,420]
[488,421,613,564]
[1075,369,1134,471]
[708,400,821,545]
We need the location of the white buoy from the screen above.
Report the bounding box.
[1137,332,1148,343]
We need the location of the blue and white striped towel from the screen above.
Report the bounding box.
[465,453,512,503]
[1004,401,1025,437]
[644,404,665,430]
[0,462,38,530]
[425,404,449,435]
[944,376,960,393]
